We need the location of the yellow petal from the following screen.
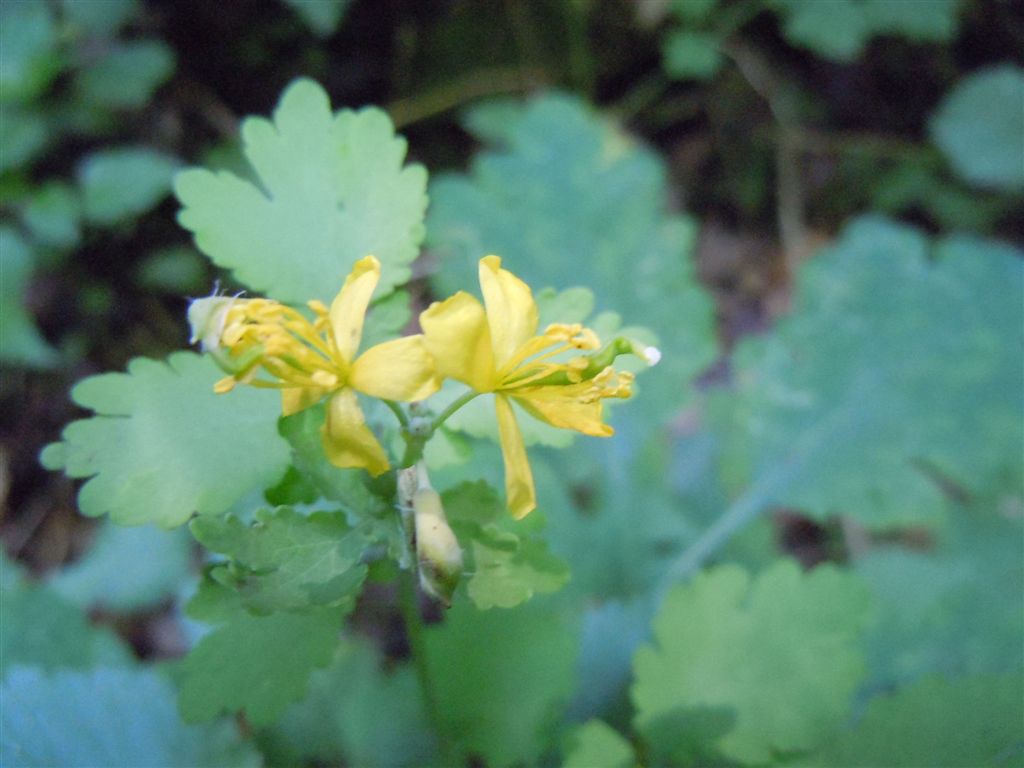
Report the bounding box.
[495,394,536,519]
[420,291,497,392]
[349,335,441,402]
[281,386,328,416]
[321,388,390,476]
[479,256,538,370]
[329,256,381,363]
[513,389,614,437]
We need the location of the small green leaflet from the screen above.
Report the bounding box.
[0,1,60,104]
[41,351,290,528]
[562,720,634,768]
[0,226,59,368]
[21,181,81,250]
[715,217,1024,528]
[774,0,960,62]
[443,481,569,609]
[281,0,351,37]
[632,560,871,765]
[1,667,260,768]
[175,78,427,304]
[930,65,1024,192]
[190,506,371,614]
[663,31,723,80]
[73,41,176,111]
[179,581,343,727]
[78,147,179,226]
[803,673,1024,768]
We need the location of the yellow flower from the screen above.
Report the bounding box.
[192,256,439,475]
[420,256,636,518]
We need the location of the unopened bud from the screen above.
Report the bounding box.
[576,336,660,381]
[187,295,235,352]
[413,487,463,606]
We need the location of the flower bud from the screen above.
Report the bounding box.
[186,295,235,352]
[413,487,463,606]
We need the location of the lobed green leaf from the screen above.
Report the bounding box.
[632,560,871,764]
[175,78,427,304]
[190,506,372,614]
[715,217,1024,528]
[42,351,290,528]
[178,581,344,727]
[424,597,579,766]
[443,481,569,609]
[802,673,1024,767]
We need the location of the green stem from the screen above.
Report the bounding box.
[399,570,450,759]
[382,399,410,429]
[431,389,480,433]
[400,436,426,469]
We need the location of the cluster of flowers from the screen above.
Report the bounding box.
[188,256,654,519]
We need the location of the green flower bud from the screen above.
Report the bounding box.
[414,487,463,606]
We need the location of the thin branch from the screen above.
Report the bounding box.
[386,66,547,129]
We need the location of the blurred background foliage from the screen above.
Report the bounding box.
[1,0,1022,766]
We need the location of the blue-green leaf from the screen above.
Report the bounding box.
[0,227,59,368]
[715,217,1024,528]
[78,147,179,225]
[1,666,260,768]
[930,65,1024,192]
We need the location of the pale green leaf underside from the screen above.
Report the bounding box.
[632,560,871,764]
[718,216,1024,528]
[175,77,427,304]
[0,667,260,768]
[42,351,290,528]
[48,522,193,612]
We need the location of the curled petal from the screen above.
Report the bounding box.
[350,335,441,402]
[281,386,328,416]
[329,256,381,364]
[321,388,390,476]
[420,292,497,392]
[479,256,538,370]
[513,389,613,437]
[495,394,536,519]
